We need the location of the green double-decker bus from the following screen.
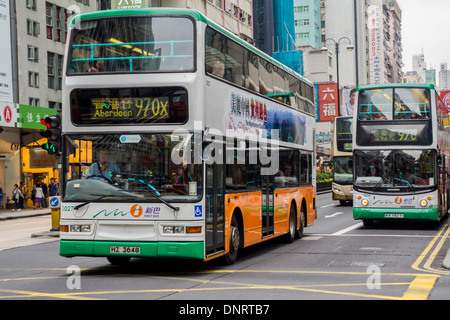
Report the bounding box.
[352,84,450,226]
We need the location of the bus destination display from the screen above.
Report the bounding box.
[70,87,187,125]
[370,128,417,142]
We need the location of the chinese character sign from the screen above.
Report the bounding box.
[368,1,384,84]
[317,83,339,122]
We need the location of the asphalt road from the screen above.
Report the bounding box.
[0,192,449,306]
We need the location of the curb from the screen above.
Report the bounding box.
[31,231,60,238]
[443,248,450,270]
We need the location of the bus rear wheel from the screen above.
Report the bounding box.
[284,204,297,243]
[223,215,241,265]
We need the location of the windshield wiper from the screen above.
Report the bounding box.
[139,180,180,213]
[74,193,138,210]
[373,178,384,190]
[394,177,415,191]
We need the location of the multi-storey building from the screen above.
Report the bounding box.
[412,53,426,84]
[17,0,96,111]
[321,0,371,87]
[293,0,321,49]
[385,0,403,83]
[439,63,450,90]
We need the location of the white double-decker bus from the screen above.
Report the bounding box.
[353,84,450,226]
[59,8,316,264]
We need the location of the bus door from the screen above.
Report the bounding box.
[262,173,275,237]
[205,142,225,255]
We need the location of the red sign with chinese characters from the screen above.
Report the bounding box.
[317,83,339,122]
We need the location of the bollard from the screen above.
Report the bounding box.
[51,207,60,231]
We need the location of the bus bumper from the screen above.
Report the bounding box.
[353,207,440,221]
[60,240,205,260]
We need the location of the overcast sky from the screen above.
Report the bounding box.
[396,0,450,71]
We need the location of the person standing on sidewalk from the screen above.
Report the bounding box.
[34,183,44,210]
[12,184,23,212]
[49,178,59,196]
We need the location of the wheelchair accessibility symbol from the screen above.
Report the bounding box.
[194,205,202,217]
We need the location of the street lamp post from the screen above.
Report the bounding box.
[322,37,354,111]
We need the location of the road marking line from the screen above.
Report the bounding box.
[332,222,363,235]
[411,222,450,275]
[320,204,335,208]
[325,212,344,218]
[400,275,439,300]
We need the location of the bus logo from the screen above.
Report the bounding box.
[395,197,402,204]
[130,204,143,218]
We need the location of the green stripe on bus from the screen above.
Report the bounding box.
[60,240,205,260]
[353,207,439,221]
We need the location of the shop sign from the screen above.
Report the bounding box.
[29,149,56,169]
[19,104,58,129]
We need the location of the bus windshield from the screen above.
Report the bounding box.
[67,16,195,74]
[357,87,431,121]
[354,150,436,190]
[334,156,353,185]
[64,133,202,202]
[335,117,352,152]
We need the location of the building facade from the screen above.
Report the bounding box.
[322,0,371,87]
[293,0,321,49]
[0,0,96,209]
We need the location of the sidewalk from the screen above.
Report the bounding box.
[0,206,59,238]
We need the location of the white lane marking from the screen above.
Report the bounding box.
[332,222,363,235]
[325,212,344,218]
[320,203,335,208]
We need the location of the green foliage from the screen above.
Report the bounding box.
[317,172,333,182]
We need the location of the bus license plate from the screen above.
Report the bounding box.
[110,246,140,254]
[385,213,404,218]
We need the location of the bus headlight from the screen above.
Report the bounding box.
[69,225,91,233]
[420,199,428,207]
[361,198,369,206]
[163,226,185,234]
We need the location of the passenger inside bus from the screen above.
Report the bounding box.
[88,60,106,73]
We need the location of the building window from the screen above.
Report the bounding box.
[26,0,37,10]
[295,6,309,13]
[28,72,39,88]
[48,52,64,90]
[29,97,40,106]
[27,45,39,62]
[27,19,40,37]
[46,2,68,43]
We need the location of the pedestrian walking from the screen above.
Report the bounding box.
[31,184,36,206]
[49,178,59,196]
[34,183,44,209]
[12,184,23,212]
[41,180,48,208]
[19,182,25,210]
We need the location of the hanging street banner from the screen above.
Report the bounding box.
[315,82,339,122]
[368,0,384,85]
